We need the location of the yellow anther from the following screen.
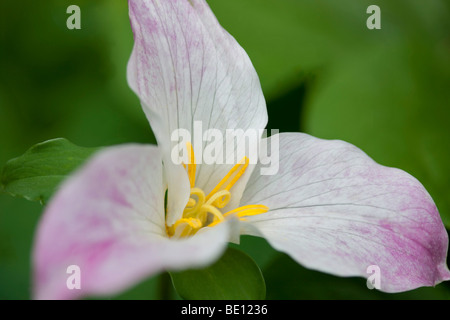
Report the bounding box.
[183,188,206,216]
[174,217,202,229]
[199,205,225,222]
[185,198,196,208]
[166,144,266,238]
[223,204,269,218]
[186,142,196,188]
[205,157,249,202]
[204,190,231,208]
[225,156,249,191]
[167,217,202,237]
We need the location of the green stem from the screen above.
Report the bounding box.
[157,272,173,300]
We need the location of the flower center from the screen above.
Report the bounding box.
[166,142,268,238]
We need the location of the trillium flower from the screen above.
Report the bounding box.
[34,0,450,299]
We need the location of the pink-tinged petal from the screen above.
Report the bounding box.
[127,0,267,223]
[241,133,450,292]
[33,145,229,300]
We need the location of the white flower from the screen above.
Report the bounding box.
[33,0,450,299]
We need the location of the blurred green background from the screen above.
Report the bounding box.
[0,0,449,299]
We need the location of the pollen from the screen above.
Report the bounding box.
[166,142,268,238]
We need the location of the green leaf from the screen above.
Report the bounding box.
[170,247,266,300]
[208,0,449,98]
[264,253,450,300]
[1,138,99,205]
[208,0,386,97]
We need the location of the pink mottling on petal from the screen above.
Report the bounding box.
[33,145,231,299]
[242,133,450,292]
[126,0,268,221]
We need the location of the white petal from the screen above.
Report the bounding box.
[34,144,230,299]
[241,133,450,292]
[127,0,267,218]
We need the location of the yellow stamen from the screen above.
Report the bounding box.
[183,188,205,216]
[186,142,196,188]
[166,143,267,238]
[199,205,225,222]
[166,217,202,237]
[223,204,269,218]
[204,189,231,208]
[185,198,196,207]
[207,204,269,228]
[205,157,249,202]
